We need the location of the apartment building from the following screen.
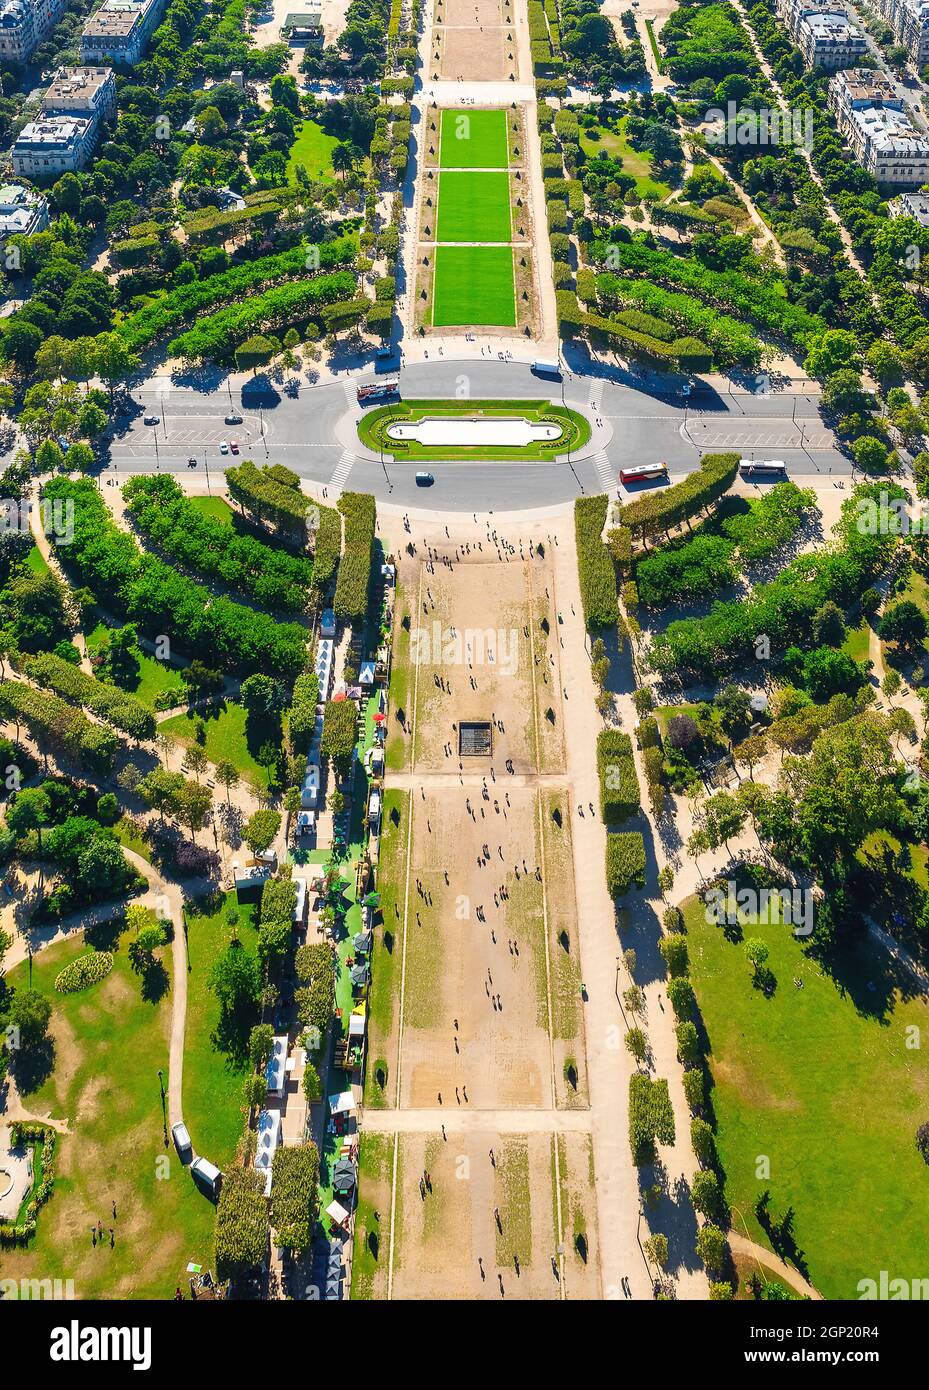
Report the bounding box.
[0,182,48,241]
[777,0,868,69]
[0,0,65,64]
[43,66,117,123]
[890,189,929,223]
[80,0,167,65]
[8,64,116,180]
[871,0,929,70]
[10,115,97,178]
[829,67,929,184]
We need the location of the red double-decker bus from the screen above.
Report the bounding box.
[356,380,399,404]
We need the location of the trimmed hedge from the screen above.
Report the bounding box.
[25,652,156,742]
[575,495,617,630]
[597,730,640,823]
[270,1142,320,1252]
[0,679,118,776]
[321,698,358,771]
[295,941,336,1035]
[215,1168,269,1278]
[617,453,739,546]
[606,831,646,896]
[334,492,376,625]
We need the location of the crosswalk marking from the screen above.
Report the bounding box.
[591,449,614,495]
[327,450,356,495]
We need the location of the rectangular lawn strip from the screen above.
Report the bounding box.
[437,170,512,243]
[350,1132,395,1299]
[186,496,234,525]
[385,573,413,773]
[684,894,929,1297]
[439,107,509,168]
[432,245,516,328]
[159,701,272,790]
[539,791,583,1039]
[494,1136,532,1265]
[181,890,261,1166]
[364,788,410,1107]
[2,925,219,1298]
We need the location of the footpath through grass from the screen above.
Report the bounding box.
[684,894,929,1297]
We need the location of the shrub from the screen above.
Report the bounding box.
[575,496,617,629]
[606,831,646,896]
[597,730,640,823]
[55,950,114,993]
[334,492,376,625]
[629,1074,675,1162]
[295,942,335,1035]
[270,1142,319,1252]
[321,699,358,773]
[215,1168,269,1278]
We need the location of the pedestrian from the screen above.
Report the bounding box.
[112,1201,117,1221]
[489,1148,495,1165]
[109,1228,115,1248]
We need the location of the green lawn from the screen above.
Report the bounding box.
[181,891,260,1165]
[84,620,184,711]
[439,107,508,168]
[159,701,272,789]
[432,245,515,327]
[580,116,673,201]
[437,170,511,243]
[841,618,872,664]
[187,496,234,525]
[357,398,590,461]
[25,544,51,577]
[684,893,929,1297]
[2,923,219,1298]
[286,118,339,182]
[364,788,408,1107]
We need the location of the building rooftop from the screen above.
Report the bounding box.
[802,10,863,40]
[13,114,93,148]
[850,104,929,156]
[895,190,929,224]
[44,66,113,104]
[83,0,146,36]
[833,68,901,106]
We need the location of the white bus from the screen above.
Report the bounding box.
[620,462,669,485]
[739,458,787,480]
[356,380,399,404]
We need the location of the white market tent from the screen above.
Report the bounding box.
[325,1199,350,1226]
[255,1109,281,1194]
[265,1036,288,1098]
[329,1090,356,1116]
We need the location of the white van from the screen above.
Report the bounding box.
[191,1157,222,1198]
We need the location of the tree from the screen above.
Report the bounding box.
[734,734,766,780]
[700,792,746,855]
[744,937,769,980]
[92,332,141,401]
[695,1223,728,1273]
[644,1233,668,1268]
[302,1060,321,1102]
[184,746,208,781]
[209,940,262,1015]
[657,864,674,897]
[249,1023,275,1070]
[6,786,51,852]
[240,674,285,721]
[804,328,860,381]
[215,760,241,801]
[667,714,700,751]
[690,1169,722,1220]
[879,600,927,656]
[9,988,52,1049]
[812,600,846,647]
[625,1027,648,1063]
[244,809,281,855]
[851,436,888,472]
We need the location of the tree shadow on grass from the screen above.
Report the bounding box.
[11,1038,56,1097]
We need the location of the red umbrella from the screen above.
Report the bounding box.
[373,712,386,723]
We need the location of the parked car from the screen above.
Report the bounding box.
[415,471,434,486]
[172,1122,192,1161]
[219,441,229,455]
[230,440,239,454]
[224,412,243,425]
[191,1157,222,1198]
[143,414,160,425]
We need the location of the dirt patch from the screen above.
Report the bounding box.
[440,0,507,24]
[438,28,512,82]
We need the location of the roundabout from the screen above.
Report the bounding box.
[356,397,592,462]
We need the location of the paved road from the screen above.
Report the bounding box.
[103,359,849,511]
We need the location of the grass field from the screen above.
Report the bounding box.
[286,118,338,182]
[432,245,515,327]
[159,701,272,789]
[439,107,508,168]
[84,620,184,711]
[579,116,673,201]
[2,924,218,1298]
[684,893,929,1297]
[437,170,511,243]
[187,496,234,525]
